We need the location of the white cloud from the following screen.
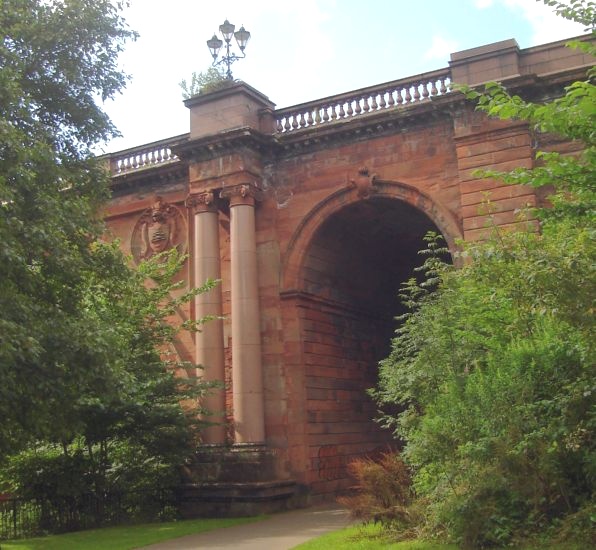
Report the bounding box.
[423,35,460,61]
[470,0,586,44]
[502,0,586,44]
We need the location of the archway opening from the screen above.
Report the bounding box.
[299,196,448,495]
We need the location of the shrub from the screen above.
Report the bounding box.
[338,452,420,534]
[179,67,231,99]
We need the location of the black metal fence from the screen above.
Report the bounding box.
[0,489,177,540]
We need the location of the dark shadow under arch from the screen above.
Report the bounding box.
[281,180,461,294]
[282,183,459,496]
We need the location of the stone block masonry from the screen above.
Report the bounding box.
[104,34,592,510]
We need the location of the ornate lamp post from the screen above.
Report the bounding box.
[206,19,251,80]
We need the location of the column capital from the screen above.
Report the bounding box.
[220,183,263,207]
[186,191,218,214]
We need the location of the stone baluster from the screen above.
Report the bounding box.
[315,107,323,124]
[396,88,404,105]
[330,104,338,121]
[430,79,439,97]
[413,83,421,102]
[220,183,265,445]
[439,77,448,94]
[361,96,370,113]
[387,89,396,107]
[186,192,226,444]
[404,86,413,103]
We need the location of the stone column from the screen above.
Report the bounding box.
[186,192,226,444]
[221,184,265,445]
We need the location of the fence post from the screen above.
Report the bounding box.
[12,498,17,539]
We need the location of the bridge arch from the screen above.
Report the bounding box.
[281,180,462,294]
[280,181,462,494]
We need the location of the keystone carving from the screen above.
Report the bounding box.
[348,167,377,198]
[131,197,187,263]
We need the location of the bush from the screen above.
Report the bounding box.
[338,452,420,534]
[179,67,231,99]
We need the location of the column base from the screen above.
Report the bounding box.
[177,445,309,517]
[177,480,307,517]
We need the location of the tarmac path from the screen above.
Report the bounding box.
[142,504,352,550]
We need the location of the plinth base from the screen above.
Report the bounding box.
[177,445,308,517]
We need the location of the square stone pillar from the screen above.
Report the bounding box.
[184,81,276,140]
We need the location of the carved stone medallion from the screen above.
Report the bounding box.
[130,197,187,264]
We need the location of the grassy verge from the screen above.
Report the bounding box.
[0,516,265,549]
[292,523,458,550]
[292,523,589,550]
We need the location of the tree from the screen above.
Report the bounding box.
[0,1,221,492]
[0,0,136,453]
[373,6,595,547]
[1,245,218,504]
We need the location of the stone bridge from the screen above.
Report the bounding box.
[104,36,592,512]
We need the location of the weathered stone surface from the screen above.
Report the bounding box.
[104,35,591,507]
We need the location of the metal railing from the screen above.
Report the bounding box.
[0,489,176,540]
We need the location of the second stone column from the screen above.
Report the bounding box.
[222,184,265,445]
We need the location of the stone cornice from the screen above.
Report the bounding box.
[107,63,590,191]
[183,80,275,111]
[110,162,188,196]
[172,128,278,163]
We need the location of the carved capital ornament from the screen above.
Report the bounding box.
[186,191,217,214]
[220,183,262,206]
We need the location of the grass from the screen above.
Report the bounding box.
[0,516,265,549]
[292,523,458,550]
[292,523,590,550]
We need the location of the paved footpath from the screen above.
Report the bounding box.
[142,504,352,550]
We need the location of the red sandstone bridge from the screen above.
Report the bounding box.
[104,36,592,513]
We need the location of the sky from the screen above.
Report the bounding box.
[102,0,587,154]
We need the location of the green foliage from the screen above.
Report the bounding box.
[376,229,595,547]
[179,67,230,99]
[0,1,220,503]
[1,245,220,500]
[543,0,595,29]
[374,6,595,547]
[0,0,135,454]
[293,523,460,550]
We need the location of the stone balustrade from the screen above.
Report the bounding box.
[274,68,451,133]
[107,68,451,176]
[109,134,189,175]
